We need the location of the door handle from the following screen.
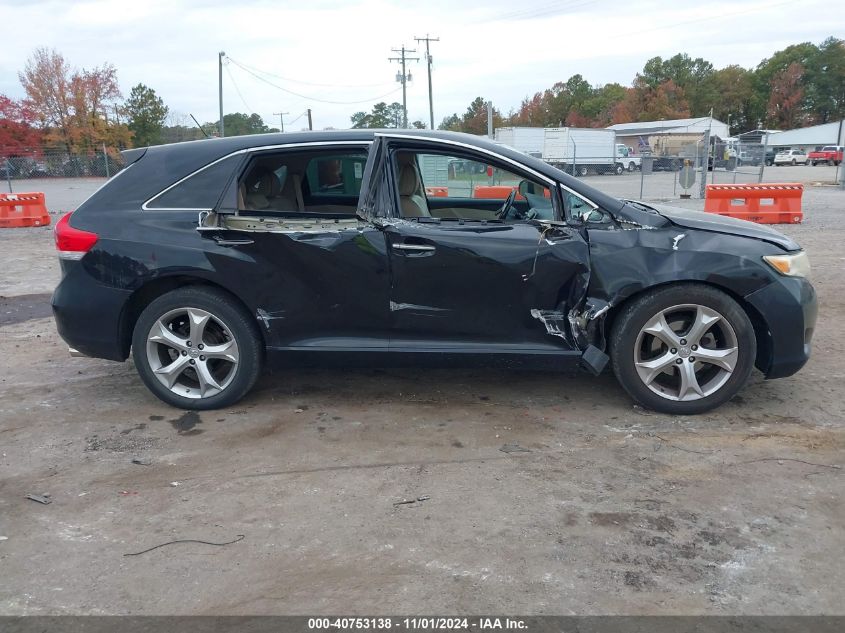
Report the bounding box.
[392,243,435,252]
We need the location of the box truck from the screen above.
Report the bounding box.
[542,128,620,175]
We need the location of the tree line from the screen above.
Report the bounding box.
[3,37,842,161]
[436,37,844,135]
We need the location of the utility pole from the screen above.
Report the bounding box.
[414,35,439,130]
[218,51,225,137]
[307,108,313,131]
[389,46,419,128]
[273,111,289,132]
[487,101,494,138]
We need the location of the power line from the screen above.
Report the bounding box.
[226,56,394,89]
[613,0,797,38]
[227,58,402,105]
[224,63,254,113]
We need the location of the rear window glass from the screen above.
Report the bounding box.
[305,156,366,196]
[146,155,242,210]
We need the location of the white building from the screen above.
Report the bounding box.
[608,117,730,152]
[764,120,845,151]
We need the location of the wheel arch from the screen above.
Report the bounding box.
[601,279,772,374]
[118,275,267,360]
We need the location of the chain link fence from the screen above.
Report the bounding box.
[1,148,126,191]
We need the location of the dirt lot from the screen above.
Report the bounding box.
[0,178,843,615]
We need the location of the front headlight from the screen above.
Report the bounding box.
[763,251,811,278]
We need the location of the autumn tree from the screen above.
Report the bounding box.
[767,62,806,129]
[0,95,42,154]
[19,47,129,152]
[125,83,168,147]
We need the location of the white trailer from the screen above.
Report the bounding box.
[493,127,545,158]
[543,127,620,175]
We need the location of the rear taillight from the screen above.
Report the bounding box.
[54,212,98,260]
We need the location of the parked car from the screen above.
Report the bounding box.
[52,130,817,415]
[773,149,809,166]
[808,146,843,166]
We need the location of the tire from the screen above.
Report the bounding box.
[132,286,263,410]
[609,283,756,415]
[791,159,796,166]
[614,163,624,175]
[829,159,836,166]
[627,162,635,172]
[577,165,589,177]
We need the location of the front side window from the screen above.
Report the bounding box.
[393,150,554,221]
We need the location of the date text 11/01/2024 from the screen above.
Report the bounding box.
[308,617,527,630]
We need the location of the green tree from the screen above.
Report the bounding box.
[709,66,755,134]
[124,83,168,147]
[639,54,715,116]
[807,37,845,123]
[350,102,404,128]
[214,112,274,136]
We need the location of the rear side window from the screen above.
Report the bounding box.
[305,155,366,197]
[145,154,242,210]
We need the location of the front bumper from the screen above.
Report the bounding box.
[745,275,817,379]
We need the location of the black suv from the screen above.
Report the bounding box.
[52,130,817,414]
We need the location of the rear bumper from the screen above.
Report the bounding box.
[745,276,817,379]
[52,261,132,362]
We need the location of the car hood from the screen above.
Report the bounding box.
[647,203,800,251]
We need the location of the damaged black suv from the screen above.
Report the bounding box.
[52,130,817,414]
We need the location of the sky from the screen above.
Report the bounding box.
[0,0,842,131]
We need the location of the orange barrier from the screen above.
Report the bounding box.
[0,192,50,228]
[704,183,803,224]
[425,186,448,198]
[473,185,521,200]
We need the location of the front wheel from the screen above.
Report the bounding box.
[132,287,263,410]
[610,284,756,415]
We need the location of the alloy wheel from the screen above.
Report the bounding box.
[145,307,240,399]
[633,304,739,402]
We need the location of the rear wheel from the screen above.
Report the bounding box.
[610,284,756,415]
[132,287,263,410]
[791,159,796,166]
[614,163,624,175]
[577,165,589,177]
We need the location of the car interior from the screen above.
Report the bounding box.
[393,150,555,222]
[238,150,368,216]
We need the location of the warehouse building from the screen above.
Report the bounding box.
[764,120,845,152]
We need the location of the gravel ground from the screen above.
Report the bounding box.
[0,178,842,615]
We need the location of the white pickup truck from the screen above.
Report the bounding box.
[615,144,641,172]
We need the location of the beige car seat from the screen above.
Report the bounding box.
[397,162,430,218]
